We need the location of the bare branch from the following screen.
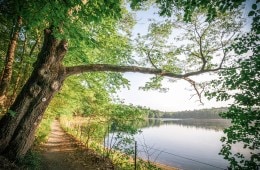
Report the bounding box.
[183,77,203,104]
[194,21,207,71]
[29,37,40,57]
[207,31,236,53]
[217,31,237,69]
[146,44,158,69]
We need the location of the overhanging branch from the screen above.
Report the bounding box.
[65,64,222,78]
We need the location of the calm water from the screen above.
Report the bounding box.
[134,119,231,170]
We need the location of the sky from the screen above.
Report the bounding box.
[117,73,232,112]
[116,1,252,112]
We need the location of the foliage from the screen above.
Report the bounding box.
[206,1,260,168]
[131,0,245,22]
[46,64,130,118]
[134,7,242,92]
[109,104,145,133]
[207,56,260,169]
[59,104,161,170]
[106,105,145,159]
[1,0,122,33]
[147,107,227,119]
[0,15,40,111]
[34,117,53,144]
[0,14,12,69]
[0,0,132,111]
[17,150,41,169]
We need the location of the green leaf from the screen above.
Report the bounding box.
[8,110,17,117]
[252,4,257,10]
[248,11,255,16]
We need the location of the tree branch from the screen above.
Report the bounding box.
[183,77,204,104]
[65,64,223,78]
[146,45,158,69]
[194,22,207,71]
[219,33,228,69]
[29,37,40,57]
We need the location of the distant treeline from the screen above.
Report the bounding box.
[145,107,228,119]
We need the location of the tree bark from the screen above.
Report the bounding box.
[0,28,68,159]
[0,16,22,107]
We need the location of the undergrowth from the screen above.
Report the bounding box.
[17,150,41,169]
[60,115,161,170]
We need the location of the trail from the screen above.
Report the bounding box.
[39,120,113,170]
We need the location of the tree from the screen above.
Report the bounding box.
[106,104,144,157]
[0,0,127,159]
[0,0,44,111]
[0,15,22,107]
[207,39,259,169]
[205,1,259,169]
[0,0,245,161]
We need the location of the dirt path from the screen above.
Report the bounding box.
[39,120,113,170]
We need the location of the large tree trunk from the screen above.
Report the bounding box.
[0,16,22,107]
[0,28,68,160]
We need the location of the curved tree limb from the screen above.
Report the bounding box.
[65,64,219,103]
[65,64,223,78]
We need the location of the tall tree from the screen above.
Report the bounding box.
[0,15,22,107]
[0,0,245,161]
[0,0,42,110]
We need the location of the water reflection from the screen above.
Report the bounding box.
[134,119,232,170]
[143,118,231,131]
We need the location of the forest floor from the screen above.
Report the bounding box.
[38,119,114,170]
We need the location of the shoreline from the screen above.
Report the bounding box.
[154,162,180,170]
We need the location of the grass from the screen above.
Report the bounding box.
[34,116,54,144]
[60,115,162,170]
[17,150,41,169]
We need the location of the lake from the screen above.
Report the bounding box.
[134,119,231,170]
